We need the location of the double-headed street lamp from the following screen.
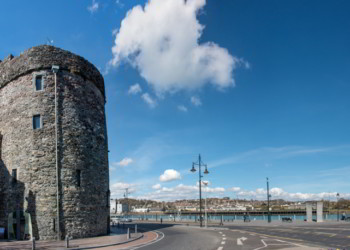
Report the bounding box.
[191,154,209,227]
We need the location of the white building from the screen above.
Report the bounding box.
[110,200,117,214]
[117,203,129,214]
[132,207,149,213]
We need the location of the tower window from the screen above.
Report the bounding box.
[35,76,43,91]
[76,170,81,187]
[33,115,41,130]
[33,74,44,91]
[12,169,17,184]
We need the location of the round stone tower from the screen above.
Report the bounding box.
[0,45,110,240]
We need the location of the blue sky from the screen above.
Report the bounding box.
[1,0,350,201]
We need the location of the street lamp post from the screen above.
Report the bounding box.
[203,181,209,228]
[336,193,340,221]
[191,154,209,227]
[267,177,271,223]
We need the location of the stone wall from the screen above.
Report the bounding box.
[0,45,109,240]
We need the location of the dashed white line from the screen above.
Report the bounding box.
[217,247,223,250]
[221,241,226,245]
[222,237,226,240]
[222,234,226,237]
[219,231,223,234]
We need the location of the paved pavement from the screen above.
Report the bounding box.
[0,224,156,250]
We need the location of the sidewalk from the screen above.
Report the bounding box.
[0,225,158,250]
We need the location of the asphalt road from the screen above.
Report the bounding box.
[128,222,334,250]
[227,222,350,249]
[132,223,221,250]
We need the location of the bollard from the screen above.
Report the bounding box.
[65,234,69,248]
[135,224,137,234]
[32,237,35,250]
[127,228,130,240]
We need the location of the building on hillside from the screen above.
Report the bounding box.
[132,207,149,213]
[110,200,117,214]
[117,204,129,214]
[0,45,110,240]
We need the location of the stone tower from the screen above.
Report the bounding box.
[0,45,110,240]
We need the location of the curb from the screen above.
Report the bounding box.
[68,233,144,250]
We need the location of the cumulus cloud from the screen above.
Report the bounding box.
[141,93,157,108]
[159,169,181,182]
[235,187,349,201]
[87,0,99,13]
[110,0,247,95]
[136,183,225,201]
[177,105,188,112]
[110,182,136,197]
[191,96,202,106]
[152,183,162,189]
[116,157,133,167]
[230,187,241,192]
[128,83,142,95]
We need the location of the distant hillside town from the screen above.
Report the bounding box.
[110,197,350,214]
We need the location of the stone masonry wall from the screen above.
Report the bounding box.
[0,45,109,240]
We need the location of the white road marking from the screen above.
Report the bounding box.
[221,241,226,245]
[217,247,223,250]
[237,237,247,245]
[253,238,315,250]
[222,237,226,240]
[222,234,226,237]
[274,239,306,247]
[253,239,268,250]
[219,231,222,234]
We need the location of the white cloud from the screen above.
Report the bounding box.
[141,93,157,108]
[190,96,202,106]
[135,183,225,201]
[159,169,181,182]
[128,83,142,95]
[230,187,241,192]
[87,0,99,13]
[177,105,188,112]
[116,157,133,167]
[110,182,136,197]
[235,187,350,201]
[116,0,124,8]
[152,183,162,189]
[110,0,247,95]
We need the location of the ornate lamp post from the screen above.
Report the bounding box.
[191,154,209,227]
